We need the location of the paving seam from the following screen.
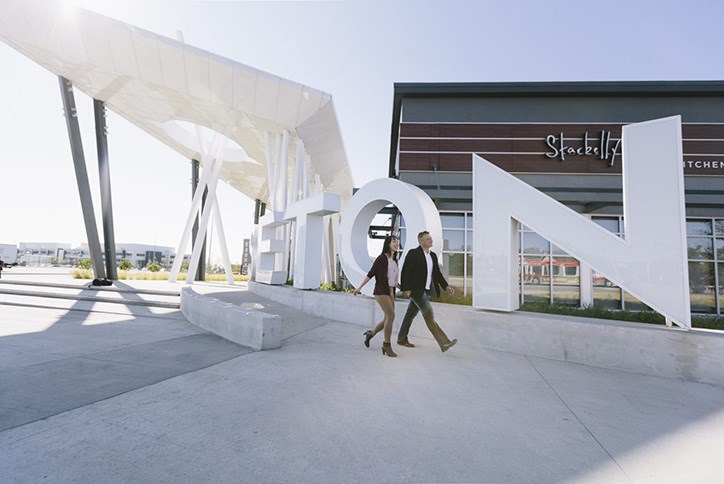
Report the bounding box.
[0,300,185,319]
[523,354,632,480]
[0,288,180,308]
[0,279,181,296]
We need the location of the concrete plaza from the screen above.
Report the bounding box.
[1,271,723,483]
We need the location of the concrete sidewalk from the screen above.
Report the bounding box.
[1,280,723,483]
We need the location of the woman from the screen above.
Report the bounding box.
[353,235,400,357]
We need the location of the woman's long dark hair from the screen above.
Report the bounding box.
[381,235,399,262]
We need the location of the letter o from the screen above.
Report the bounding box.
[340,178,443,296]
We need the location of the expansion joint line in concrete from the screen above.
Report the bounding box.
[523,355,632,480]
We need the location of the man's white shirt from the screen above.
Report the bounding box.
[424,250,433,290]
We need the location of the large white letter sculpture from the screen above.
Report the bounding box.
[256,211,288,285]
[340,178,442,297]
[284,193,341,289]
[473,116,691,328]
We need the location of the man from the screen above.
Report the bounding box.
[398,231,458,352]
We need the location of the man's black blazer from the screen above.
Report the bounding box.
[400,246,449,298]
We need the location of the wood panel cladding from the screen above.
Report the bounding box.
[400,123,724,139]
[398,123,724,175]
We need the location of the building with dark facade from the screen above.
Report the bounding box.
[389,81,724,314]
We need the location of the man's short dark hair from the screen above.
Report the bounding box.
[417,231,430,241]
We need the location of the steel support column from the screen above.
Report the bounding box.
[93,99,117,279]
[191,159,207,281]
[58,76,106,280]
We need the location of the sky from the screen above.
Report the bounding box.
[2,0,724,265]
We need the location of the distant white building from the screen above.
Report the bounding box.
[13,242,188,269]
[0,243,18,264]
[17,242,71,266]
[79,242,185,270]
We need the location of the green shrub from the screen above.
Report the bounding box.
[519,302,724,330]
[77,258,92,270]
[320,282,343,292]
[119,259,133,271]
[146,262,161,272]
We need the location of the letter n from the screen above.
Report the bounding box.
[473,116,691,328]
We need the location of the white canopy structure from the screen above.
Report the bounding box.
[0,0,352,202]
[0,0,353,284]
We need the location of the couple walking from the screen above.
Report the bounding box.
[353,231,458,357]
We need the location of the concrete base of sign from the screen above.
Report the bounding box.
[180,286,281,350]
[254,270,287,285]
[248,281,724,387]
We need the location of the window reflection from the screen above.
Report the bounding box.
[551,257,580,285]
[467,255,473,282]
[521,255,550,303]
[441,214,465,228]
[522,232,549,254]
[687,237,714,260]
[442,230,465,251]
[686,220,712,236]
[716,220,724,236]
[522,255,548,285]
[443,253,465,292]
[623,292,649,311]
[593,217,619,233]
[593,270,620,309]
[552,257,580,305]
[688,261,716,313]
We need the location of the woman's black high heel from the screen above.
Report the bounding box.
[382,342,397,357]
[363,331,374,348]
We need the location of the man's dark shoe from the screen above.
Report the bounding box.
[440,339,458,353]
[397,339,416,348]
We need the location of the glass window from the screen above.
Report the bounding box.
[553,285,580,306]
[592,217,619,233]
[552,257,579,286]
[552,257,580,305]
[523,280,550,304]
[687,237,714,260]
[399,228,407,251]
[522,232,549,254]
[399,215,405,228]
[465,230,473,252]
[522,255,548,285]
[687,220,713,236]
[593,272,621,310]
[716,238,724,260]
[442,230,465,251]
[466,214,474,229]
[689,261,716,313]
[441,213,465,229]
[443,253,465,290]
[715,220,724,236]
[592,271,616,288]
[466,255,473,296]
[624,292,650,311]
